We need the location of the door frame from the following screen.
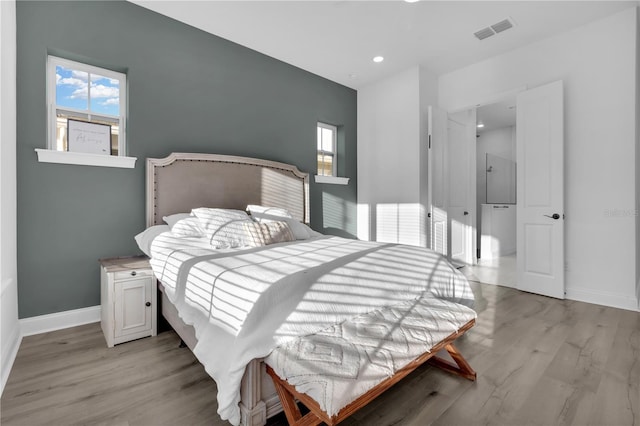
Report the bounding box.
[430,84,565,299]
[428,86,526,263]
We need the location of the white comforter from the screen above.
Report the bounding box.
[150,233,474,425]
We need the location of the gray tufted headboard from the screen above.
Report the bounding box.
[146,153,309,227]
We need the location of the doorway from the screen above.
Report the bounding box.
[429,81,565,299]
[475,97,517,288]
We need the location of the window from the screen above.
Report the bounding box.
[317,122,337,177]
[38,56,135,168]
[314,122,350,185]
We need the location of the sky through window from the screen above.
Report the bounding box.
[55,65,120,116]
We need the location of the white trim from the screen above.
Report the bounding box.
[35,149,136,168]
[565,286,640,312]
[314,175,350,185]
[1,328,21,395]
[49,56,125,82]
[20,305,101,337]
[447,85,528,114]
[317,121,338,177]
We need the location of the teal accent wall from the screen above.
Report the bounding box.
[16,0,357,319]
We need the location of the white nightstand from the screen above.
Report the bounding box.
[99,256,157,347]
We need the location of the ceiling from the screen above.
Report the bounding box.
[130,1,637,90]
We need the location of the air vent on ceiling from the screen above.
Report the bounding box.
[474,27,495,41]
[474,17,515,41]
[491,19,513,33]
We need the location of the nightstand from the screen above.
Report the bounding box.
[99,256,157,347]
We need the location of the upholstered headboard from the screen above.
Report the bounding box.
[146,153,309,227]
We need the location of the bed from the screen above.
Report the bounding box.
[144,153,476,426]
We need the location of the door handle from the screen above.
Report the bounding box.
[544,213,561,220]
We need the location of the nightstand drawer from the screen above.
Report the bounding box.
[114,268,154,280]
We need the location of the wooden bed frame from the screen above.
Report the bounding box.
[145,152,476,426]
[146,152,310,426]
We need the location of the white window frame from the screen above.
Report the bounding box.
[315,122,349,185]
[37,55,136,168]
[317,122,337,177]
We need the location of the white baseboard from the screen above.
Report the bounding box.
[20,305,101,337]
[1,327,22,395]
[565,287,640,312]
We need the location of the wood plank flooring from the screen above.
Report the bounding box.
[2,281,638,426]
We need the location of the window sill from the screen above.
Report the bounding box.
[35,149,137,169]
[314,175,350,185]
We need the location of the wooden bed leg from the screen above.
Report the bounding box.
[272,378,303,425]
[266,366,323,426]
[445,343,476,379]
[427,342,477,381]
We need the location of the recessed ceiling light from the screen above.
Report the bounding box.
[404,0,420,3]
[477,123,485,128]
[373,56,384,63]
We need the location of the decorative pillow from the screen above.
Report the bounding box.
[243,221,295,247]
[246,204,294,219]
[250,211,310,240]
[162,213,192,229]
[191,207,254,248]
[134,224,170,257]
[171,217,206,238]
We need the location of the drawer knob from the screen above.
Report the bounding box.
[130,271,137,276]
[145,302,151,307]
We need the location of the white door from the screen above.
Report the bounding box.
[516,80,564,298]
[428,106,448,256]
[115,277,153,337]
[447,109,476,266]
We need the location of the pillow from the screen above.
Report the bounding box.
[191,207,254,248]
[301,223,323,239]
[171,217,206,238]
[162,213,191,229]
[134,224,170,257]
[246,204,294,219]
[243,221,295,247]
[250,211,310,240]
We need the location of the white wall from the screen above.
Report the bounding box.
[477,126,516,205]
[357,65,439,247]
[440,7,639,310]
[357,66,422,246]
[0,0,21,393]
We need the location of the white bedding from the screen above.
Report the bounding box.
[149,232,474,425]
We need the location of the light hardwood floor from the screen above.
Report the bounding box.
[2,280,638,426]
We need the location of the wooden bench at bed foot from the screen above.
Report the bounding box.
[264,297,477,426]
